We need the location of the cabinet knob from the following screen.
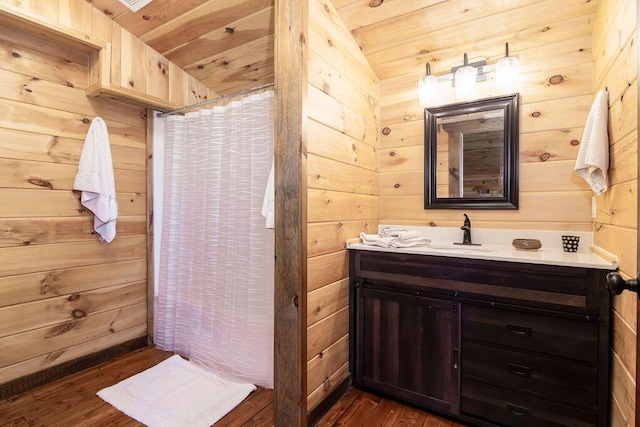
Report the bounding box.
[606,272,639,295]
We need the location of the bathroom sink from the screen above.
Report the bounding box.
[427,243,496,252]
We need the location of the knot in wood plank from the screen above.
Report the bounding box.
[28,178,53,189]
[549,75,564,85]
[72,309,87,319]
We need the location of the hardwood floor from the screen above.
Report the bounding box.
[0,347,467,426]
[314,389,469,427]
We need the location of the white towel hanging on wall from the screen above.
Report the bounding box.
[73,117,118,242]
[574,89,610,194]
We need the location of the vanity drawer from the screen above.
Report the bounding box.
[462,341,597,407]
[462,304,598,363]
[461,379,596,427]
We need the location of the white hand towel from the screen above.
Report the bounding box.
[574,89,610,194]
[360,232,397,248]
[73,117,118,242]
[261,161,275,229]
[380,227,422,240]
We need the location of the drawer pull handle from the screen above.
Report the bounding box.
[507,362,532,377]
[507,403,530,417]
[507,323,531,336]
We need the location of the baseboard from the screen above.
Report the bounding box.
[307,377,351,426]
[0,336,148,400]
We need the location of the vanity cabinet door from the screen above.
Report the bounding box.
[354,286,459,415]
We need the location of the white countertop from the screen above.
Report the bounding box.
[348,226,618,270]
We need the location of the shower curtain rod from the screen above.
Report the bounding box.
[156,83,275,118]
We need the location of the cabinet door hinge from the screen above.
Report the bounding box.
[353,280,364,297]
[453,291,458,313]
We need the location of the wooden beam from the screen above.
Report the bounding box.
[146,108,154,344]
[274,0,308,424]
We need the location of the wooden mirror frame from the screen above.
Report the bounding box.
[424,93,520,210]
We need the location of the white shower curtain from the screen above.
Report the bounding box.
[155,91,274,388]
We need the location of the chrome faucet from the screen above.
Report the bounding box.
[455,213,480,246]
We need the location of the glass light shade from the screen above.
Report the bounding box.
[496,55,520,91]
[454,65,477,99]
[418,74,438,106]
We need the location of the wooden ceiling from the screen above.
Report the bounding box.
[87,0,275,97]
[87,0,598,97]
[336,0,598,81]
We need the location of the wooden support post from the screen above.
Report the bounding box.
[274,0,308,424]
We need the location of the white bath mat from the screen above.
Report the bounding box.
[97,354,256,427]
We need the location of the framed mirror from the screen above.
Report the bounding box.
[424,93,519,209]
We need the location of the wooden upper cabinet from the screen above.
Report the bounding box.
[53,11,209,111]
[0,1,218,112]
[147,47,170,101]
[88,22,210,111]
[120,28,147,93]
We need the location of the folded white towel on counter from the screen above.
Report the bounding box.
[390,236,432,248]
[360,232,431,248]
[360,232,397,248]
[379,227,422,240]
[574,89,610,194]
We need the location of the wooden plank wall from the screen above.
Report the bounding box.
[592,1,638,425]
[305,0,380,411]
[0,0,210,388]
[0,25,148,385]
[377,3,598,230]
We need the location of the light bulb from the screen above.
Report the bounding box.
[418,73,438,106]
[455,65,477,99]
[496,43,520,91]
[496,56,520,91]
[418,63,439,106]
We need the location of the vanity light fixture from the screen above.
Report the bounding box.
[417,43,519,106]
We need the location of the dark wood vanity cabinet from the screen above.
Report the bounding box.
[349,249,612,427]
[354,287,459,414]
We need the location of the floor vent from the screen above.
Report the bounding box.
[118,0,153,13]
